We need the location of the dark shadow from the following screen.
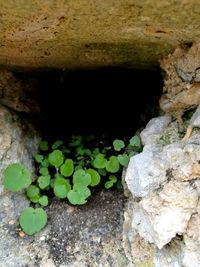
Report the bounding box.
[28,67,163,141]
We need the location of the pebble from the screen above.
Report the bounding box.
[67,206,75,213]
[19,230,25,238]
[40,236,46,241]
[8,219,16,225]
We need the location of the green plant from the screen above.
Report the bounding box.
[4,163,32,192]
[19,207,47,235]
[3,134,142,235]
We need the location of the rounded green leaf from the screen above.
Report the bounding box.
[108,175,117,183]
[93,153,107,169]
[38,195,48,206]
[106,156,120,173]
[92,148,100,156]
[67,185,91,205]
[3,163,32,192]
[26,185,40,203]
[73,184,91,198]
[78,159,85,167]
[67,190,84,205]
[52,140,63,150]
[76,147,84,156]
[69,135,82,147]
[39,167,49,176]
[113,139,125,151]
[60,159,74,177]
[98,168,107,176]
[38,175,50,189]
[26,185,40,198]
[50,178,55,188]
[129,136,141,147]
[54,173,63,179]
[86,169,101,186]
[19,207,47,235]
[30,195,40,203]
[48,150,64,167]
[83,149,92,156]
[74,165,83,171]
[73,169,91,186]
[117,154,129,167]
[34,154,44,163]
[39,141,49,151]
[41,158,50,168]
[105,181,114,189]
[53,178,71,199]
[62,148,71,154]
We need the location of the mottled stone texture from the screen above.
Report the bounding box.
[124,115,200,266]
[159,41,200,120]
[124,42,200,266]
[1,0,200,69]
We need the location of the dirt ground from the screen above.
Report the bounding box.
[45,188,128,266]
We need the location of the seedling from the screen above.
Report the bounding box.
[3,134,142,235]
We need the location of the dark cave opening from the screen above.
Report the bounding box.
[32,67,163,142]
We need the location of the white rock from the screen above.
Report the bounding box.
[131,181,198,249]
[140,115,171,146]
[124,114,200,265]
[182,233,200,267]
[125,139,200,198]
[125,148,168,198]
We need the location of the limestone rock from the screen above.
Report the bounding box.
[0,104,44,266]
[125,148,168,198]
[132,181,198,249]
[0,70,39,113]
[140,115,171,146]
[2,1,200,69]
[0,105,39,195]
[124,114,200,266]
[126,133,200,198]
[159,41,200,120]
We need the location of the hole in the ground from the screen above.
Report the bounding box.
[28,67,163,141]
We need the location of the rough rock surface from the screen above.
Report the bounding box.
[0,70,39,113]
[159,41,200,120]
[124,42,200,266]
[140,115,172,146]
[0,104,42,266]
[124,114,200,266]
[1,1,200,69]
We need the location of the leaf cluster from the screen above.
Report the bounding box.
[3,134,142,235]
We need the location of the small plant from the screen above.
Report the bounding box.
[3,134,142,235]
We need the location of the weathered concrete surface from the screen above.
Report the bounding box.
[1,0,200,70]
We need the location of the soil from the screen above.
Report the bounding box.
[45,188,128,266]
